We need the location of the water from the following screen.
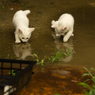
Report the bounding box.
[0,0,95,94]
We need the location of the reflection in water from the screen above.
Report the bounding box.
[87,0,95,7]
[13,43,34,60]
[52,70,71,76]
[52,33,74,63]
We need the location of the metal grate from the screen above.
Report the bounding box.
[0,59,36,95]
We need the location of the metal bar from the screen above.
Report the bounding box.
[0,76,11,79]
[4,62,35,85]
[0,59,36,64]
[0,59,36,95]
[0,68,21,71]
[1,62,3,76]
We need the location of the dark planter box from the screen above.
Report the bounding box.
[0,59,36,95]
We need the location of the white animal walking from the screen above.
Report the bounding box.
[12,10,35,43]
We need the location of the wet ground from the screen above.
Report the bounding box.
[0,0,95,94]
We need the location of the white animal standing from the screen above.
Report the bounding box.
[51,13,74,42]
[12,10,35,43]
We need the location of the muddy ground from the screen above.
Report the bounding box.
[0,0,95,95]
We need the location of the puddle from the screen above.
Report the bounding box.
[0,0,95,94]
[17,65,91,95]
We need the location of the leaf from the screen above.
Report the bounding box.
[66,48,68,52]
[92,84,95,88]
[34,54,38,58]
[92,78,95,83]
[40,59,44,64]
[84,79,91,83]
[52,57,56,63]
[89,89,95,95]
[93,73,95,76]
[78,82,92,90]
[90,68,95,71]
[7,54,9,57]
[45,56,50,59]
[83,90,89,95]
[8,70,16,76]
[82,73,90,76]
[64,53,68,56]
[13,73,15,76]
[41,63,44,66]
[2,6,5,9]
[83,67,93,78]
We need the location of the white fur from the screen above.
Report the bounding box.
[12,10,35,43]
[51,13,74,42]
[4,85,16,95]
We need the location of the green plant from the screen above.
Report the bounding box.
[48,48,64,63]
[64,48,75,57]
[5,54,16,59]
[2,6,5,9]
[78,67,95,95]
[34,48,75,66]
[8,70,16,76]
[5,54,10,59]
[47,48,75,63]
[34,54,45,66]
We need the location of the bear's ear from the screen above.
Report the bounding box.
[18,29,22,34]
[29,28,35,33]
